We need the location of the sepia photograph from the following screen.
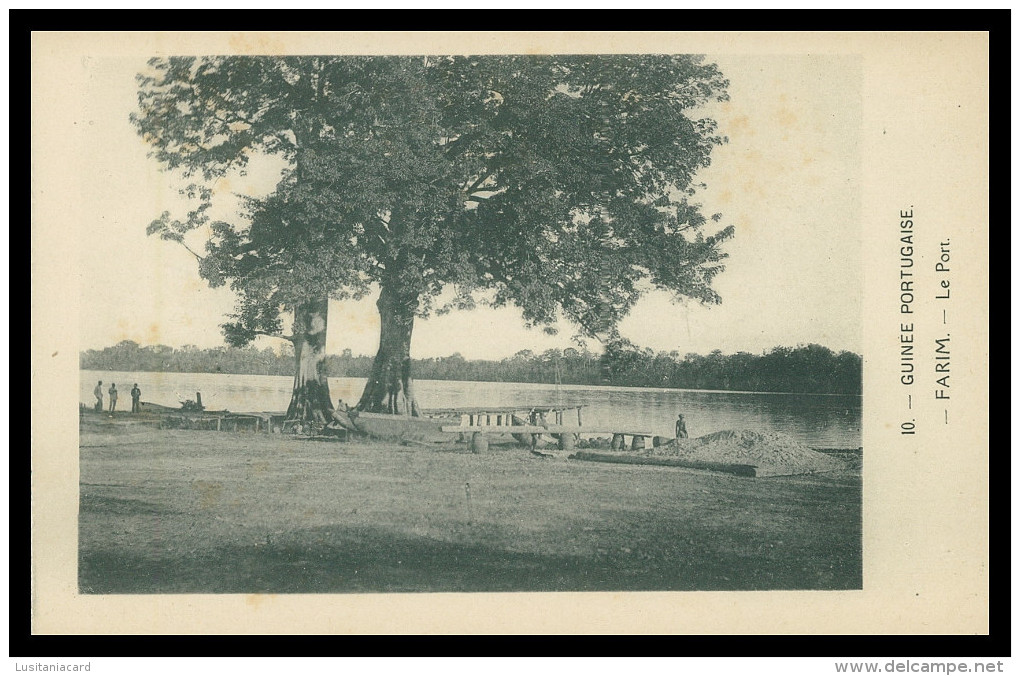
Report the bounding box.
[73,49,862,595]
[31,31,988,635]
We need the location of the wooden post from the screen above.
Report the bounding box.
[255,418,260,433]
[216,418,221,431]
[577,407,582,426]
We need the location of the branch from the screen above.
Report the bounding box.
[443,131,479,155]
[253,331,296,343]
[178,241,204,262]
[574,317,609,345]
[465,166,498,194]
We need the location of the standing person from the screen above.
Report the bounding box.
[131,384,142,413]
[94,381,104,412]
[675,413,688,439]
[108,383,118,413]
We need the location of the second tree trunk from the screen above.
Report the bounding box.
[357,283,421,416]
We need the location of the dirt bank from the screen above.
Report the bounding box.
[78,421,862,593]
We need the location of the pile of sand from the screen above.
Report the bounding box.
[647,429,846,477]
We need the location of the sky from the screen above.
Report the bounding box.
[75,53,862,360]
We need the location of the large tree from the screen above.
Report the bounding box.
[133,54,733,419]
[301,55,735,414]
[133,57,372,420]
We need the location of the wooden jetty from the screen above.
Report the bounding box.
[422,404,586,427]
[348,405,587,444]
[441,424,669,450]
[442,424,661,436]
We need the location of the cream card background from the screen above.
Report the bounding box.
[31,31,989,634]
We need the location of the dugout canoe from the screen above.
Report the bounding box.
[350,411,461,443]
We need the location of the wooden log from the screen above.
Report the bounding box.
[569,452,758,477]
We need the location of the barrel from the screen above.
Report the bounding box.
[653,436,670,447]
[471,432,489,454]
[630,435,646,451]
[558,433,575,451]
[611,434,625,451]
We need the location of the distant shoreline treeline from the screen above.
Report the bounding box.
[81,340,862,396]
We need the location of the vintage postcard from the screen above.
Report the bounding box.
[30,31,988,634]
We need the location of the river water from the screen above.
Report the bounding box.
[81,370,862,449]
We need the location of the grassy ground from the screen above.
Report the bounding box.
[79,417,862,593]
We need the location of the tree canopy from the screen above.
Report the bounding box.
[133,54,735,415]
[135,54,732,332]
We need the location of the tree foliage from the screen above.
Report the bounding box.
[133,54,736,415]
[133,56,373,342]
[133,54,733,340]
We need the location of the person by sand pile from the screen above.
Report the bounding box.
[648,429,845,477]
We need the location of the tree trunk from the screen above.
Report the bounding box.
[357,282,421,416]
[286,297,334,422]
